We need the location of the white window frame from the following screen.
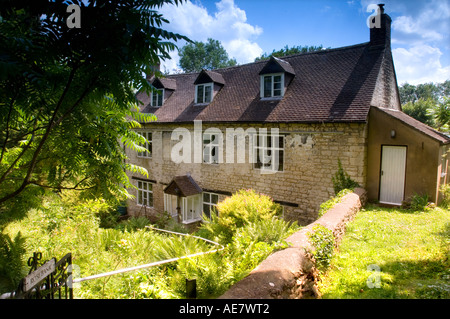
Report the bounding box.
[137,131,152,158]
[151,88,164,107]
[137,180,153,207]
[195,83,213,104]
[202,192,219,219]
[253,133,285,172]
[203,132,220,164]
[260,73,284,98]
[182,194,202,224]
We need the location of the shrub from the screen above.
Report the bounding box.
[410,193,432,211]
[307,224,335,270]
[200,189,282,244]
[332,159,359,195]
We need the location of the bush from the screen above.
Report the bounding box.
[307,224,335,270]
[200,189,282,244]
[410,193,433,211]
[332,159,359,195]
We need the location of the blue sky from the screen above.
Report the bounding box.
[159,0,450,85]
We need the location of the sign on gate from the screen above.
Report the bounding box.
[23,258,56,292]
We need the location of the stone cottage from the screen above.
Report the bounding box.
[126,5,449,226]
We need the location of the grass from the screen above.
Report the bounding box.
[318,204,450,299]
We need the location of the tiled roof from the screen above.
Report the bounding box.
[164,175,203,197]
[138,42,390,123]
[375,106,450,144]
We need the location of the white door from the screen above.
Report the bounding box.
[379,146,407,205]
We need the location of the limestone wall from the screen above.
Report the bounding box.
[126,122,368,225]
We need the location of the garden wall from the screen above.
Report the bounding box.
[219,188,367,299]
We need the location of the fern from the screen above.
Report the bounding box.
[0,232,27,293]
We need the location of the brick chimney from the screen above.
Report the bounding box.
[369,4,391,47]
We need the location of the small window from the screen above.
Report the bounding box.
[137,131,152,158]
[254,134,284,172]
[202,192,219,219]
[261,74,284,98]
[151,89,164,107]
[203,133,219,164]
[195,83,213,104]
[137,180,153,207]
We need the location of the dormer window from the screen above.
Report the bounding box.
[193,69,225,105]
[261,73,284,98]
[195,83,213,104]
[151,89,164,107]
[259,56,295,99]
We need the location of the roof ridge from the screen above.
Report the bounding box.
[164,42,371,78]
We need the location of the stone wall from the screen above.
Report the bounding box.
[219,188,367,299]
[126,122,368,225]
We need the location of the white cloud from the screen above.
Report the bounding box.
[158,0,263,73]
[393,44,450,85]
[361,0,450,84]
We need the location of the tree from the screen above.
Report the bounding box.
[0,1,189,208]
[178,38,237,72]
[255,44,329,61]
[398,81,450,132]
[428,97,450,132]
[402,98,435,127]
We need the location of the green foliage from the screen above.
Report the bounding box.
[0,232,27,292]
[307,224,335,270]
[332,160,359,195]
[427,97,450,132]
[399,81,450,104]
[318,189,353,217]
[409,193,433,212]
[1,190,300,298]
[440,184,450,208]
[199,189,283,244]
[0,1,189,207]
[178,38,237,72]
[255,44,330,61]
[398,81,450,132]
[402,98,435,127]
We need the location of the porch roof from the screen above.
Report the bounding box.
[164,175,202,197]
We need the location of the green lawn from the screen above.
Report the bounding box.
[318,204,450,299]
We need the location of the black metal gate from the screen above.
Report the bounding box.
[8,252,73,299]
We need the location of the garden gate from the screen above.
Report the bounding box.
[6,252,73,299]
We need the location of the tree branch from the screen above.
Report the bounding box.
[0,66,78,205]
[0,93,16,164]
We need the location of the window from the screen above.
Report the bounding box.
[203,133,219,164]
[182,194,202,223]
[137,131,152,158]
[195,83,213,104]
[254,134,284,172]
[137,180,153,207]
[202,192,219,219]
[151,89,164,107]
[261,74,284,98]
